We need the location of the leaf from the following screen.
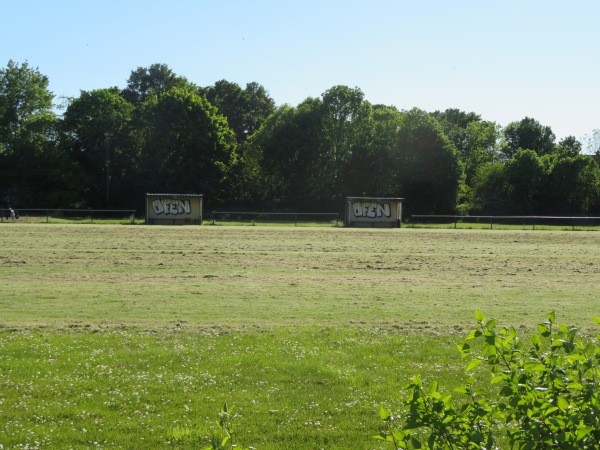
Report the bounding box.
[537,323,550,337]
[465,329,482,340]
[475,310,485,322]
[372,433,387,441]
[577,427,593,441]
[428,380,439,394]
[486,319,498,331]
[557,396,569,412]
[378,405,391,421]
[392,429,406,443]
[412,374,422,387]
[499,385,514,396]
[411,436,423,449]
[457,342,471,357]
[548,311,556,323]
[592,317,600,325]
[531,334,542,349]
[491,375,506,385]
[466,358,483,373]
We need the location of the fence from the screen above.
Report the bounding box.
[410,215,600,230]
[0,208,137,224]
[208,211,341,226]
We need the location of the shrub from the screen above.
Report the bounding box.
[375,311,600,449]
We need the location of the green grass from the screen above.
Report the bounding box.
[1,224,599,448]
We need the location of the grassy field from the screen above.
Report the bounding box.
[1,224,599,448]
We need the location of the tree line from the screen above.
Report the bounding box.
[1,60,600,217]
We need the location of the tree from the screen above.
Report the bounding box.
[0,60,58,207]
[394,109,463,215]
[247,100,327,210]
[342,105,404,197]
[122,63,191,105]
[203,81,275,205]
[430,108,481,155]
[138,86,237,205]
[504,149,546,213]
[203,80,275,145]
[242,82,276,138]
[503,117,556,158]
[247,86,374,211]
[546,154,600,215]
[0,60,55,147]
[321,85,369,165]
[471,161,510,214]
[556,135,582,157]
[62,88,136,208]
[462,121,501,183]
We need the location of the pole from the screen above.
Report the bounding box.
[105,132,113,208]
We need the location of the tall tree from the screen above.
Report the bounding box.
[342,105,404,197]
[138,86,237,205]
[546,154,600,215]
[471,161,511,214]
[556,135,582,157]
[247,99,327,210]
[320,85,371,204]
[0,60,58,207]
[0,60,55,148]
[394,108,463,215]
[243,82,276,137]
[462,120,502,184]
[503,149,546,213]
[503,117,556,158]
[62,88,136,208]
[122,63,191,105]
[430,108,481,154]
[203,80,275,146]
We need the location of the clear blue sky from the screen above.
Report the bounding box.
[3,0,599,140]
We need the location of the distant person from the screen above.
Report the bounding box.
[9,208,15,220]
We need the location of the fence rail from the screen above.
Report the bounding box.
[1,208,137,224]
[209,211,341,226]
[410,215,600,230]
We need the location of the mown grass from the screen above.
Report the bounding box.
[0,329,464,449]
[1,224,599,448]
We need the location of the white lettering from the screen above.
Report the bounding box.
[152,199,192,216]
[352,202,392,219]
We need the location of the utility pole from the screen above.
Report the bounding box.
[105,131,113,208]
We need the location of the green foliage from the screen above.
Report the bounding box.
[377,311,600,449]
[3,58,600,216]
[503,117,557,158]
[203,403,253,450]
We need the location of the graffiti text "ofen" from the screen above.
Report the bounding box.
[352,202,391,219]
[152,199,192,216]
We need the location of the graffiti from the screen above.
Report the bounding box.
[352,202,391,219]
[152,199,192,216]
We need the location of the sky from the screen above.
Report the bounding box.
[2,0,599,141]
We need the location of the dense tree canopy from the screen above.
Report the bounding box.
[1,60,599,217]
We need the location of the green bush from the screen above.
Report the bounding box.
[375,311,600,449]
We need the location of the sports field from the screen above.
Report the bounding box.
[1,224,599,448]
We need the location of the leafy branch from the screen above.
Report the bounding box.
[376,311,600,449]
